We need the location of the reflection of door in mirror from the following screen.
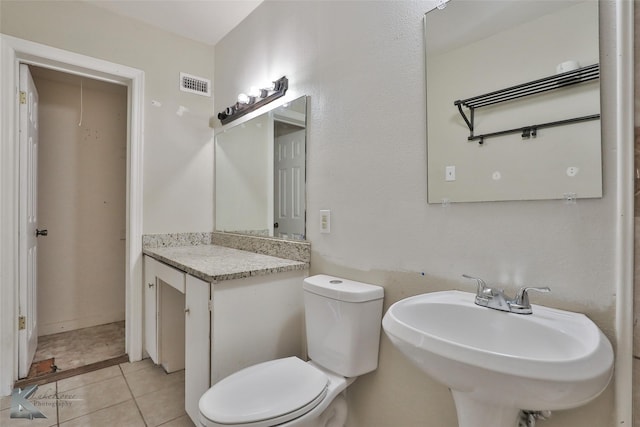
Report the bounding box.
[215,96,307,240]
[274,122,306,239]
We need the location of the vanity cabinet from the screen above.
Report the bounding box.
[184,274,210,422]
[143,256,158,363]
[143,254,306,425]
[143,255,185,365]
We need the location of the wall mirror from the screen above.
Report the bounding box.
[215,96,307,240]
[425,1,601,203]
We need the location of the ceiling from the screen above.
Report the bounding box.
[89,0,263,46]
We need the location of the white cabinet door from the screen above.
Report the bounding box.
[210,270,305,385]
[185,274,210,424]
[143,256,159,363]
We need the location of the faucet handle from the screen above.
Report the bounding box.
[513,286,551,310]
[462,274,490,297]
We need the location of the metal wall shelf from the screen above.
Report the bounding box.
[453,64,600,145]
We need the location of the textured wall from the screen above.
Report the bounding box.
[215,1,620,426]
[34,69,127,335]
[0,0,215,234]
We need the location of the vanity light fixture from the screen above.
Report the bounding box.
[218,76,288,125]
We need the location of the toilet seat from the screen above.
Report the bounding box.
[199,357,329,427]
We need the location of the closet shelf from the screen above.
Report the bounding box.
[453,64,600,144]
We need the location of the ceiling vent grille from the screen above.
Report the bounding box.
[180,72,211,97]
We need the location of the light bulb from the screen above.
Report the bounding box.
[237,93,250,104]
[248,87,261,98]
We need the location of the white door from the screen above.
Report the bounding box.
[18,64,40,378]
[274,126,306,238]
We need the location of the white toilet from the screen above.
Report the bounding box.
[198,274,384,427]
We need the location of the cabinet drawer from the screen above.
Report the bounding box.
[155,260,185,293]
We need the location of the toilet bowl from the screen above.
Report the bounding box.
[198,275,384,427]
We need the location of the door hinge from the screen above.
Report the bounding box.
[208,300,213,311]
[18,316,26,330]
[19,91,26,105]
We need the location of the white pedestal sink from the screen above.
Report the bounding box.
[382,290,613,427]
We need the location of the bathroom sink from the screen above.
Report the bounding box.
[382,290,613,427]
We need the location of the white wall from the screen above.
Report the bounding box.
[215,1,621,426]
[33,69,127,335]
[0,0,215,234]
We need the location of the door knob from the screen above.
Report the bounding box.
[36,229,48,237]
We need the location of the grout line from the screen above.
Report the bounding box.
[56,374,137,426]
[120,363,149,427]
[157,414,192,426]
[55,380,60,427]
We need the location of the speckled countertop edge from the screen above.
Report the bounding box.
[142,234,309,283]
[211,232,310,263]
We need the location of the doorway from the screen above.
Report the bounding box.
[21,66,128,379]
[0,35,145,396]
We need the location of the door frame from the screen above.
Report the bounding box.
[0,34,145,396]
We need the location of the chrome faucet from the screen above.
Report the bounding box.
[462,274,550,315]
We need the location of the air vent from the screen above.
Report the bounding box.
[180,72,211,97]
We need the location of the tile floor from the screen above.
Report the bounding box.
[1,359,196,427]
[35,321,126,371]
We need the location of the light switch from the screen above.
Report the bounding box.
[320,210,331,234]
[445,166,456,181]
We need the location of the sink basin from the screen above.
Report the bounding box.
[382,290,613,427]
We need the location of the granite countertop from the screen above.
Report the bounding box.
[143,244,309,283]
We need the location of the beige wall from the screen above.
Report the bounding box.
[0,0,215,234]
[33,68,127,335]
[215,1,620,426]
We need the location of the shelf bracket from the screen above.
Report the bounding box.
[455,101,474,134]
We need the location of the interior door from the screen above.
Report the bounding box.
[274,125,306,238]
[18,64,40,378]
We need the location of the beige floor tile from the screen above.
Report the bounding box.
[136,380,186,427]
[158,414,196,427]
[120,357,155,375]
[0,393,12,411]
[0,382,58,427]
[124,364,185,398]
[58,365,122,392]
[59,399,145,427]
[58,375,132,423]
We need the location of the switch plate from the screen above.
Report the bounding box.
[320,210,331,234]
[445,166,456,181]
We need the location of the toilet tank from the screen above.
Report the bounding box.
[303,274,384,377]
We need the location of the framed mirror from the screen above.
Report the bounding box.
[215,96,307,240]
[425,1,601,203]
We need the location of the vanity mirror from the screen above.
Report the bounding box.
[425,1,601,203]
[215,96,307,240]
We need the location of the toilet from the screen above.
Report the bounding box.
[198,274,384,427]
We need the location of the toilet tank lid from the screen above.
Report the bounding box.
[303,274,384,302]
